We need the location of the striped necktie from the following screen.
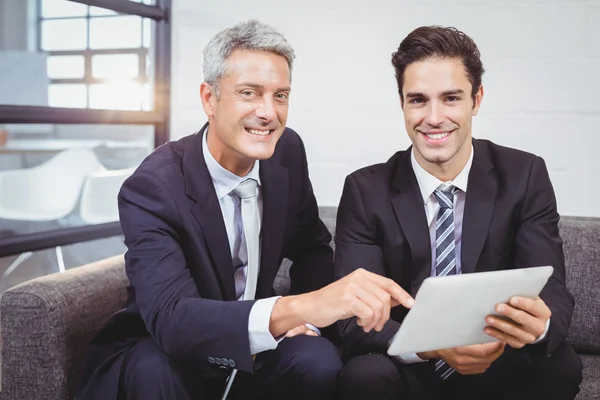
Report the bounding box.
[432,184,458,380]
[232,178,260,301]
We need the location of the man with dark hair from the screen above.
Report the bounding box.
[336,25,582,399]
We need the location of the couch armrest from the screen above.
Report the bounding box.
[0,255,128,400]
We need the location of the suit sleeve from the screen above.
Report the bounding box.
[118,169,256,374]
[334,174,401,357]
[284,137,334,296]
[515,156,574,360]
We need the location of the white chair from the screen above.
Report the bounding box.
[0,148,105,275]
[79,168,134,224]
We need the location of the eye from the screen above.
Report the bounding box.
[446,96,460,102]
[275,93,289,102]
[240,90,257,99]
[409,97,425,104]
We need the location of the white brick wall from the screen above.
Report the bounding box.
[171,0,599,217]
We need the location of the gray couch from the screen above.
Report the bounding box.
[1,207,598,399]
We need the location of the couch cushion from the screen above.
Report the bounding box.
[578,354,600,399]
[318,206,338,239]
[560,217,600,354]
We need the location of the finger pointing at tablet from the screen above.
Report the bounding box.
[303,268,414,333]
[269,269,414,338]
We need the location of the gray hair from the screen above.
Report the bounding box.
[203,19,295,99]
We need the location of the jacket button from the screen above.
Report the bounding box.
[228,359,236,368]
[221,358,229,366]
[207,357,214,364]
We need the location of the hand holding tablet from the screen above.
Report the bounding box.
[387,266,553,356]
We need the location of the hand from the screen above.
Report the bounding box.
[285,324,319,338]
[305,268,414,333]
[419,342,506,375]
[484,296,551,349]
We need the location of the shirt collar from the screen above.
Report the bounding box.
[410,145,473,205]
[202,128,261,200]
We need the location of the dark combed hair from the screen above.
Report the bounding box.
[391,26,485,103]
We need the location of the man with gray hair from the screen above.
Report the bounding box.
[76,19,414,400]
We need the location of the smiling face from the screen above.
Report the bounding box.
[401,57,483,180]
[200,49,291,176]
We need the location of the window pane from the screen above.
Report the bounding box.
[144,50,155,110]
[47,55,85,79]
[90,82,145,110]
[48,84,87,108]
[41,19,88,51]
[89,6,117,16]
[92,54,139,80]
[0,51,49,106]
[89,16,142,50]
[143,18,152,48]
[142,83,153,111]
[41,0,88,18]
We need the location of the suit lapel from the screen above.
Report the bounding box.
[390,150,432,297]
[184,123,236,300]
[461,139,497,274]
[256,158,289,298]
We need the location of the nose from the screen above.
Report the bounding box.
[255,97,276,122]
[424,102,444,127]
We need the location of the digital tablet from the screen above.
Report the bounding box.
[387,266,553,356]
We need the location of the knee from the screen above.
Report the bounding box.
[554,345,583,389]
[339,354,400,390]
[287,336,343,386]
[125,344,176,388]
[540,342,583,396]
[564,357,583,390]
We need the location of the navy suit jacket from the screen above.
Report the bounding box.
[77,124,334,397]
[335,138,574,363]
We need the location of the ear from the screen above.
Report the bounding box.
[200,82,217,120]
[472,85,484,116]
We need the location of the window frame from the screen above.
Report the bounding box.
[38,4,151,109]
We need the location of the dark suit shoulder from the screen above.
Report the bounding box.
[473,138,548,188]
[474,138,542,169]
[346,150,405,192]
[128,133,210,196]
[135,134,193,176]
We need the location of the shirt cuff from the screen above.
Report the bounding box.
[248,296,283,355]
[395,352,427,364]
[305,323,321,336]
[531,318,551,344]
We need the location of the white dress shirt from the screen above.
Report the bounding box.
[396,147,549,364]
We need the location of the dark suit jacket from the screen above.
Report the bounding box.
[77,124,334,398]
[335,138,573,363]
